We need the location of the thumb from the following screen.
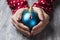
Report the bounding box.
[15,8,28,21]
[33,7,44,21]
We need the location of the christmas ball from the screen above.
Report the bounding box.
[21,9,40,30]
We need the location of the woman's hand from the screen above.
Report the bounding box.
[11,8,30,37]
[31,7,49,36]
[11,7,49,37]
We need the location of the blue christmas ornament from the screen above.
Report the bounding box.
[21,7,40,30]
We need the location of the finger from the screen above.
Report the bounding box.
[17,23,30,31]
[31,10,49,36]
[31,25,45,36]
[31,21,43,31]
[31,20,48,36]
[14,8,28,20]
[32,9,50,31]
[31,21,43,35]
[12,17,30,31]
[42,9,49,22]
[11,20,30,37]
[31,8,49,36]
[33,7,44,21]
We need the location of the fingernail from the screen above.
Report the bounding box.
[17,18,20,22]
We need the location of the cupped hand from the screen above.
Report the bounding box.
[11,8,31,37]
[31,7,49,36]
[11,7,49,37]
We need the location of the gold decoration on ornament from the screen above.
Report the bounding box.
[29,7,33,16]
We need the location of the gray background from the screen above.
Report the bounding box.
[0,0,60,40]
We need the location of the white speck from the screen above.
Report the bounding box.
[24,0,25,1]
[21,2,23,4]
[18,7,20,9]
[41,1,45,4]
[41,1,43,3]
[42,7,44,8]
[34,5,36,7]
[42,2,45,4]
[36,2,38,3]
[10,2,12,4]
[13,1,15,3]
[18,3,20,5]
[13,4,15,6]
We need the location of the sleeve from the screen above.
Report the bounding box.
[7,0,29,15]
[33,0,55,21]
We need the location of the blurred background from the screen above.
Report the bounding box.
[0,0,60,40]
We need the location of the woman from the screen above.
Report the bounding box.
[7,0,55,37]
